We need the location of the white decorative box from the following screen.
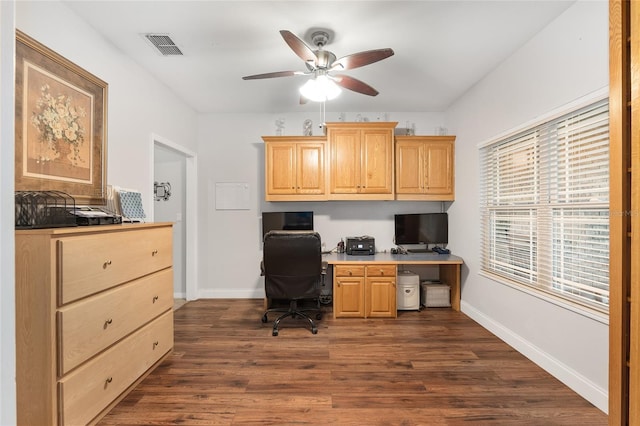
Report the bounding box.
[421,282,451,307]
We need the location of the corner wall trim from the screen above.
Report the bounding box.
[460,300,608,413]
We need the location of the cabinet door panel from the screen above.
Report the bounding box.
[395,142,423,193]
[266,143,296,195]
[334,277,365,317]
[297,143,325,194]
[330,130,361,194]
[361,130,393,194]
[366,278,397,318]
[426,142,453,195]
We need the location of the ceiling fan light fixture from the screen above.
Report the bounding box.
[299,75,341,102]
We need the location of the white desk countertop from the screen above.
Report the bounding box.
[323,252,463,265]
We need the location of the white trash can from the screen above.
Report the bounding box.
[397,271,420,310]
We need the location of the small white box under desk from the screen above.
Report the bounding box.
[421,281,451,308]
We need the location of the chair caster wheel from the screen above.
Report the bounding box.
[311,327,318,334]
[272,329,278,336]
[261,314,268,323]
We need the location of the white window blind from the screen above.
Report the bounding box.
[480,100,609,311]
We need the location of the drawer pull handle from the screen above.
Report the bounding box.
[152,249,158,256]
[153,341,159,349]
[348,270,352,276]
[104,318,113,328]
[153,295,159,303]
[103,260,112,269]
[105,377,113,385]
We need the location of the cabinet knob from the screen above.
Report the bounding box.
[104,318,113,328]
[153,341,159,349]
[379,269,384,275]
[105,377,113,385]
[348,270,353,276]
[103,260,112,269]
[153,295,159,303]
[152,249,158,256]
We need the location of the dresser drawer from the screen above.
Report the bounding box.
[58,268,173,375]
[365,264,396,277]
[334,265,365,277]
[58,226,173,304]
[58,310,173,426]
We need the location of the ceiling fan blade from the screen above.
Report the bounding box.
[242,70,302,80]
[280,30,318,64]
[330,48,394,71]
[333,75,379,96]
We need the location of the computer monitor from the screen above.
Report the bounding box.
[394,213,448,245]
[262,211,314,239]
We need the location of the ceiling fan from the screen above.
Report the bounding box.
[242,29,394,102]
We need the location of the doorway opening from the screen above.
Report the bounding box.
[151,134,197,301]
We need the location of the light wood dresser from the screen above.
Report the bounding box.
[15,222,174,425]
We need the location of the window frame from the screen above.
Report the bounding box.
[478,91,609,319]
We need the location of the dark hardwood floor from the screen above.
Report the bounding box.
[98,299,607,425]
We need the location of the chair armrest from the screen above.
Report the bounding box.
[321,260,328,275]
[260,260,265,276]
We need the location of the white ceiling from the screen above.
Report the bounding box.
[62,0,575,114]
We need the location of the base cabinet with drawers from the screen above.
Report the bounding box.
[15,223,174,425]
[333,264,397,318]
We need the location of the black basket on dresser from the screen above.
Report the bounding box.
[15,191,77,229]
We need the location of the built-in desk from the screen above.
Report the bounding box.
[323,253,464,316]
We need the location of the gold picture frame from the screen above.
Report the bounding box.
[15,30,108,205]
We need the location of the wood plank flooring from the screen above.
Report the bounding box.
[98,299,607,425]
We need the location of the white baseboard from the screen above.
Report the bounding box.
[461,300,608,413]
[197,289,263,299]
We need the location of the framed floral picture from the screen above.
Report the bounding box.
[15,30,108,205]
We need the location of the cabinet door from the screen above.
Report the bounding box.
[360,129,393,194]
[265,142,296,195]
[425,141,453,196]
[365,277,397,318]
[395,141,423,193]
[334,276,365,318]
[329,129,361,194]
[395,136,455,201]
[296,143,325,195]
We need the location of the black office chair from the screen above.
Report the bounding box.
[261,231,325,336]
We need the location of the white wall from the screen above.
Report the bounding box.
[196,111,448,298]
[16,1,198,212]
[0,1,16,423]
[446,0,609,412]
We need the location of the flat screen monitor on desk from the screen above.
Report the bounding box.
[394,213,448,246]
[262,211,314,239]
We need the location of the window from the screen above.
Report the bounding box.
[479,99,609,312]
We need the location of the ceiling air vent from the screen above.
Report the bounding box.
[144,34,183,56]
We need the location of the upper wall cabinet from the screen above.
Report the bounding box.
[325,122,397,201]
[395,136,455,201]
[263,136,327,201]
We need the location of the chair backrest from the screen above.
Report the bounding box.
[263,230,322,300]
